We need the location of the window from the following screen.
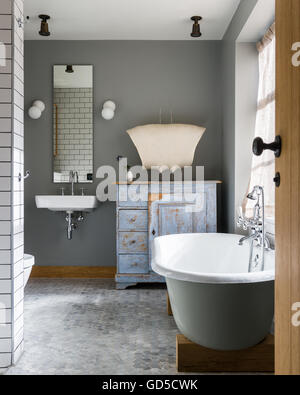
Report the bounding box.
[244,23,275,219]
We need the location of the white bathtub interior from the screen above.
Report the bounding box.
[152,233,275,284]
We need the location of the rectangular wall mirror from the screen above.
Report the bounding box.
[53,65,93,183]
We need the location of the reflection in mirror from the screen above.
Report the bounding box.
[53,65,93,183]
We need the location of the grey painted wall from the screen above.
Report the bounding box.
[221,0,258,233]
[24,41,223,266]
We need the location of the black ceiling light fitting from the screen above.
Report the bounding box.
[39,14,50,36]
[191,16,202,38]
[65,65,74,73]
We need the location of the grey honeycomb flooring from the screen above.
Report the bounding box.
[6,279,180,375]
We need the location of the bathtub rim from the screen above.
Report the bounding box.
[152,233,275,285]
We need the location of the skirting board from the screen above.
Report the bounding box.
[176,334,274,373]
[31,266,116,279]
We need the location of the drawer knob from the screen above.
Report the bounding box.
[152,229,156,236]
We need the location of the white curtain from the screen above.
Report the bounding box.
[244,23,275,218]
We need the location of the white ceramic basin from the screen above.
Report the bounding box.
[35,195,98,212]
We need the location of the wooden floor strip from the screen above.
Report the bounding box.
[31,266,116,279]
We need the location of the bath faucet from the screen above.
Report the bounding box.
[237,186,270,271]
[237,186,269,248]
[69,170,78,196]
[238,232,259,246]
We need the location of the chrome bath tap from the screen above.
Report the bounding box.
[237,186,270,271]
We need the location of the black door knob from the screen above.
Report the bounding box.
[274,172,281,187]
[252,135,281,158]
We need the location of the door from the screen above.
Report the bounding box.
[148,193,206,269]
[150,201,207,236]
[275,0,300,375]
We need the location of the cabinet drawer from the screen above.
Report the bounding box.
[119,210,148,231]
[118,185,148,207]
[118,232,148,254]
[118,255,149,274]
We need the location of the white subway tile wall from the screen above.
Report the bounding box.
[0,0,24,368]
[53,88,93,182]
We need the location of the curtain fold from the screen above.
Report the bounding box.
[244,23,275,218]
[257,22,275,52]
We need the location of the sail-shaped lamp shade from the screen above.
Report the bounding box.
[126,124,206,169]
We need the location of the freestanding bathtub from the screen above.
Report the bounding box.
[152,233,275,351]
[24,254,35,286]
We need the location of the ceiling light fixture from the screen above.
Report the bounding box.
[191,16,202,38]
[65,65,74,73]
[39,14,50,36]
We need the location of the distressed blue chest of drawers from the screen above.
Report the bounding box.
[115,181,220,289]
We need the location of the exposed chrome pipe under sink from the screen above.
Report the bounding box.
[65,211,84,240]
[66,212,76,240]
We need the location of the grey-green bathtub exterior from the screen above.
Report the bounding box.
[152,233,275,351]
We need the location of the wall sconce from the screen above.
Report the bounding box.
[101,100,116,120]
[28,100,45,119]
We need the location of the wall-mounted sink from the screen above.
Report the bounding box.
[35,195,98,240]
[35,195,98,212]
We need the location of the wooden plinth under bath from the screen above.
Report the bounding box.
[167,292,173,316]
[176,334,274,373]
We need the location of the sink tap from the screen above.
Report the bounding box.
[69,170,78,196]
[237,186,270,271]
